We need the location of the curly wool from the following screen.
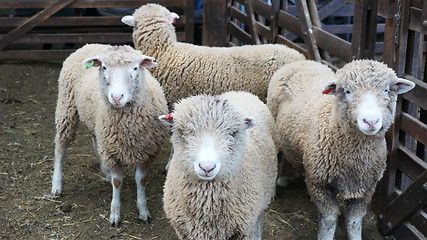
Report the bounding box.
[128,4,306,104]
[164,92,278,239]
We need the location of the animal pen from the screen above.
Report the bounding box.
[0,0,425,239]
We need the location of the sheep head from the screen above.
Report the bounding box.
[159,95,256,181]
[82,46,157,108]
[323,60,415,136]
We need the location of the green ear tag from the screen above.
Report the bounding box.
[86,61,95,69]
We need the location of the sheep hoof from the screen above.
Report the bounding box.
[138,212,151,224]
[109,212,121,227]
[44,193,60,199]
[276,177,289,188]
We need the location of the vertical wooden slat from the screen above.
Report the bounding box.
[395,0,411,77]
[203,0,228,46]
[184,0,195,44]
[0,0,74,51]
[246,0,260,45]
[351,0,368,59]
[307,0,330,62]
[295,0,321,61]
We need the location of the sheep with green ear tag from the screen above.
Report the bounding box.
[267,59,415,240]
[47,44,169,227]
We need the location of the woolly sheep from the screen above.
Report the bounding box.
[121,3,306,105]
[48,44,169,226]
[158,91,279,239]
[266,59,415,240]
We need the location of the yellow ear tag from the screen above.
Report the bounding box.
[86,61,95,69]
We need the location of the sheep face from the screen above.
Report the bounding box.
[323,60,415,136]
[82,46,156,108]
[159,95,255,181]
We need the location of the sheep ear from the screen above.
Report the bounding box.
[244,117,256,129]
[82,57,102,68]
[121,15,135,27]
[140,56,157,69]
[170,12,179,24]
[158,113,174,126]
[395,78,415,94]
[323,82,337,95]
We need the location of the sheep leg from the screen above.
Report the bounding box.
[255,212,264,240]
[135,164,151,223]
[307,183,340,240]
[345,198,368,240]
[49,106,79,198]
[276,155,300,187]
[110,170,123,227]
[91,135,111,182]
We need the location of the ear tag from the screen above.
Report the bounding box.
[86,61,95,69]
[322,88,332,94]
[165,113,173,120]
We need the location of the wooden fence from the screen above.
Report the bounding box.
[223,0,426,239]
[0,0,194,61]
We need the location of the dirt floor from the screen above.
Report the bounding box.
[0,62,386,239]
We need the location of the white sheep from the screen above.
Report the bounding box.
[48,44,169,226]
[158,91,279,240]
[121,3,306,105]
[266,59,415,240]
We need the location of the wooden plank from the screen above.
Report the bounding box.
[396,0,411,77]
[184,0,194,43]
[307,0,330,62]
[278,10,303,38]
[203,0,227,46]
[396,145,427,181]
[246,0,260,44]
[252,0,271,19]
[0,17,125,27]
[1,33,132,44]
[400,113,427,146]
[295,0,321,61]
[409,7,427,35]
[0,0,186,9]
[0,0,74,51]
[228,21,252,45]
[254,22,272,41]
[392,222,426,240]
[380,170,427,234]
[402,75,427,110]
[318,0,347,20]
[378,0,395,18]
[229,6,249,25]
[0,49,73,60]
[277,35,307,57]
[313,26,352,62]
[409,210,427,237]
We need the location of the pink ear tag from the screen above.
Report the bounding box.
[165,113,173,120]
[173,18,176,24]
[322,88,332,94]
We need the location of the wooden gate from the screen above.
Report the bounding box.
[223,0,427,239]
[0,0,194,61]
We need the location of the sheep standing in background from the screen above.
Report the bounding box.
[48,44,169,226]
[159,91,278,240]
[121,3,306,105]
[267,60,415,240]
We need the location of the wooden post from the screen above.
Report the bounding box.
[203,0,228,46]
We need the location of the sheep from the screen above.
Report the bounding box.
[121,3,306,105]
[266,59,415,240]
[158,91,279,240]
[48,44,169,226]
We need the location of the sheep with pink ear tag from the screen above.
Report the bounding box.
[47,43,169,227]
[159,91,279,240]
[267,59,415,240]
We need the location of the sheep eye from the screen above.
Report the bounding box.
[384,88,389,93]
[133,67,138,71]
[102,66,107,70]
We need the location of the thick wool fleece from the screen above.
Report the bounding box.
[164,92,278,239]
[55,44,168,171]
[129,3,306,104]
[266,59,403,218]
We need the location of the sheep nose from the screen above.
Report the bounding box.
[199,163,216,174]
[363,118,379,130]
[111,94,123,104]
